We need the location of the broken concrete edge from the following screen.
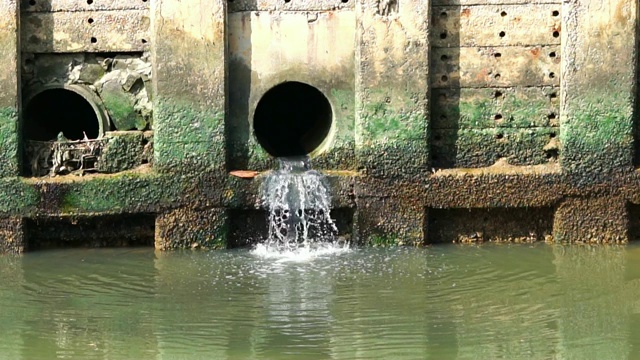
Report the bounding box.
[22,53,153,133]
[24,130,153,177]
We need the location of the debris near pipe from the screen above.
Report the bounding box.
[26,132,105,177]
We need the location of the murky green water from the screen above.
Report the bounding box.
[1,244,640,359]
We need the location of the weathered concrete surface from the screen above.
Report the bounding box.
[554,197,629,243]
[430,47,561,88]
[151,0,226,173]
[0,0,639,251]
[0,217,24,253]
[429,207,554,243]
[356,0,429,178]
[432,1,561,170]
[22,53,153,132]
[97,131,149,173]
[0,1,20,176]
[227,10,356,170]
[561,0,636,177]
[155,208,227,250]
[228,0,354,12]
[21,11,150,53]
[431,4,562,47]
[355,198,425,246]
[21,0,149,12]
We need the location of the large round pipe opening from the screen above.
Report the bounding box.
[253,81,333,157]
[24,87,105,141]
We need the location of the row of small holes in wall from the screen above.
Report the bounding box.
[432,129,557,157]
[438,51,558,84]
[436,90,558,102]
[28,0,147,5]
[86,16,147,45]
[440,51,559,62]
[434,132,557,140]
[438,10,560,40]
[439,72,555,83]
[436,91,558,126]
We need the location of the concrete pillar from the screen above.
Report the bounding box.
[553,196,628,243]
[355,197,425,246]
[0,217,24,254]
[560,0,637,176]
[155,208,227,250]
[0,1,20,175]
[151,0,227,173]
[355,0,429,178]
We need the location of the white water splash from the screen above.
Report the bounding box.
[252,157,350,260]
[252,241,350,262]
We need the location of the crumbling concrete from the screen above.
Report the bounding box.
[0,0,637,251]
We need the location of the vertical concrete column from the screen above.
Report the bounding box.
[155,208,228,250]
[151,0,227,173]
[355,0,429,178]
[560,0,637,176]
[0,1,20,176]
[554,196,628,243]
[355,198,425,246]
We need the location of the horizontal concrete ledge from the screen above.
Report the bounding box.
[3,163,640,217]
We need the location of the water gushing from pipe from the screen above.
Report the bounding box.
[255,156,348,258]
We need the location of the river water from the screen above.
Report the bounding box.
[1,244,639,359]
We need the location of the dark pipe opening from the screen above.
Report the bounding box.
[24,88,100,141]
[253,82,332,157]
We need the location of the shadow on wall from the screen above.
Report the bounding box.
[635,12,640,167]
[428,208,554,243]
[226,0,257,171]
[429,1,461,168]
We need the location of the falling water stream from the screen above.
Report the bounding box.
[253,157,349,259]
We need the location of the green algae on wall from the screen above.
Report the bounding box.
[154,98,225,172]
[0,178,39,215]
[432,127,557,168]
[0,107,19,176]
[97,132,147,173]
[561,95,634,174]
[101,88,147,131]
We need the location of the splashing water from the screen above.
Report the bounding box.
[253,156,349,259]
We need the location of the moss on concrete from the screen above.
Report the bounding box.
[0,178,39,214]
[0,107,19,176]
[101,88,146,131]
[368,234,400,247]
[432,89,558,130]
[432,127,557,168]
[97,131,146,173]
[360,102,426,144]
[154,97,225,172]
[561,93,633,175]
[156,207,228,250]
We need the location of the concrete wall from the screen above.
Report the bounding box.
[0,0,637,251]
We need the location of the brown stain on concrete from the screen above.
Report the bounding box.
[529,47,540,58]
